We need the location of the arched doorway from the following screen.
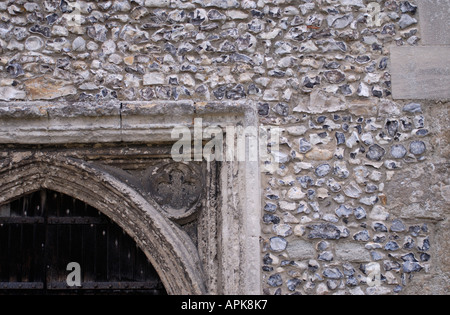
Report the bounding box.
[0,155,206,295]
[0,189,167,295]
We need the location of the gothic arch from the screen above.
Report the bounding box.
[0,153,206,295]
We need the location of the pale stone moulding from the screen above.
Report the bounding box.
[0,100,262,295]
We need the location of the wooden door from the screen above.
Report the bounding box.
[0,190,166,295]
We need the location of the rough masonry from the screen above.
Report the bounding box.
[0,0,448,295]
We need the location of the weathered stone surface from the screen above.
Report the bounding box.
[24,77,77,100]
[335,243,372,262]
[0,87,26,101]
[418,0,450,45]
[391,46,450,100]
[286,240,316,260]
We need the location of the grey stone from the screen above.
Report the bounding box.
[287,278,302,291]
[25,36,44,51]
[335,205,353,218]
[391,219,407,232]
[323,268,344,280]
[299,138,312,154]
[385,241,400,251]
[344,181,363,199]
[307,223,341,240]
[318,251,334,262]
[409,141,426,155]
[328,14,353,29]
[270,237,288,252]
[335,243,372,262]
[366,144,386,161]
[390,145,407,159]
[286,240,316,260]
[315,164,331,177]
[403,103,422,114]
[87,24,108,42]
[354,230,370,242]
[193,0,240,9]
[267,274,283,287]
[335,132,346,146]
[324,70,346,84]
[386,120,399,137]
[29,25,51,38]
[273,224,293,237]
[72,36,86,52]
[402,261,423,273]
[417,0,450,45]
[398,14,417,29]
[0,86,27,101]
[401,1,417,14]
[390,46,450,100]
[354,207,367,220]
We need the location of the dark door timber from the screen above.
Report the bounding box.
[0,190,167,295]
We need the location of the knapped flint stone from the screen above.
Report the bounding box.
[315,163,331,177]
[398,14,417,29]
[6,63,24,77]
[323,268,344,280]
[226,84,246,100]
[335,132,346,145]
[208,9,226,21]
[29,25,51,38]
[270,236,288,252]
[25,36,44,51]
[403,103,422,113]
[263,214,280,225]
[299,138,312,154]
[400,1,418,14]
[354,206,367,220]
[385,241,400,251]
[402,261,423,273]
[87,24,108,42]
[318,251,334,262]
[353,230,370,242]
[274,102,289,116]
[390,144,407,159]
[409,141,426,155]
[267,274,283,287]
[273,224,293,237]
[386,120,399,137]
[356,55,371,64]
[193,0,240,9]
[258,103,269,116]
[287,278,302,291]
[366,144,386,161]
[391,219,406,232]
[335,205,353,218]
[343,181,363,199]
[308,223,341,240]
[373,222,388,232]
[324,70,346,84]
[264,203,277,213]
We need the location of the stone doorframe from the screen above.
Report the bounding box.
[0,100,262,295]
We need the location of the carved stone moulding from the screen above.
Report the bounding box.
[145,162,204,224]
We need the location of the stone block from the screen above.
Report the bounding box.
[286,240,316,260]
[335,242,372,262]
[390,46,450,100]
[418,0,450,45]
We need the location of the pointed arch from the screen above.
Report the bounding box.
[0,153,206,295]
